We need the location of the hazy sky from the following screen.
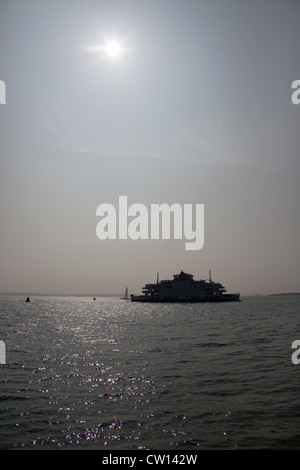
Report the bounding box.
[0,0,299,295]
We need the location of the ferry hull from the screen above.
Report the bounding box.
[131,294,240,303]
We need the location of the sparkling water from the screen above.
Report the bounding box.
[1,294,300,449]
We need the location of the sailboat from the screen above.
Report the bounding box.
[121,287,130,300]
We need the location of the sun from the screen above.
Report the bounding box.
[86,37,126,62]
[103,40,124,59]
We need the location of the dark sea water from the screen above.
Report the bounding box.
[1,294,300,450]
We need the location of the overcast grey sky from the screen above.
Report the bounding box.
[0,0,299,295]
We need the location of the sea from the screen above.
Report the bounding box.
[0,294,300,451]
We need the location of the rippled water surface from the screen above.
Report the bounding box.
[1,294,300,449]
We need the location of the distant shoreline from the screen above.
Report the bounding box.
[0,292,120,298]
[269,292,300,296]
[1,292,299,298]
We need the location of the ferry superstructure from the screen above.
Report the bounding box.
[131,271,240,303]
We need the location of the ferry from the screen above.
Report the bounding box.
[131,270,240,303]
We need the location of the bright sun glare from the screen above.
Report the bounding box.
[87,37,126,62]
[103,40,123,59]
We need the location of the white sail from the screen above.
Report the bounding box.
[121,287,129,300]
